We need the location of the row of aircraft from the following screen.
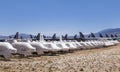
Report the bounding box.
[0,32,119,59]
[3,32,120,42]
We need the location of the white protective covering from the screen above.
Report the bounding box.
[85,42,95,49]
[30,42,52,54]
[110,40,119,45]
[104,40,114,46]
[55,36,70,51]
[30,41,63,55]
[79,42,91,49]
[74,42,85,49]
[65,42,78,50]
[43,42,61,51]
[55,42,70,51]
[12,42,36,56]
[0,42,17,59]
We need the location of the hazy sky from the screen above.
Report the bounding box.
[0,0,120,35]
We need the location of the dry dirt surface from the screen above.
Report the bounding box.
[0,45,120,72]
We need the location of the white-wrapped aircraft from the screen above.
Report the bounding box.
[0,42,17,59]
[12,42,36,56]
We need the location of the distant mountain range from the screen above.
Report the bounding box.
[96,28,120,36]
[0,28,120,39]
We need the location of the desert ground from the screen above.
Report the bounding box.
[0,44,120,72]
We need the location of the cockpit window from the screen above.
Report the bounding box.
[44,44,52,48]
[56,44,63,48]
[66,44,70,47]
